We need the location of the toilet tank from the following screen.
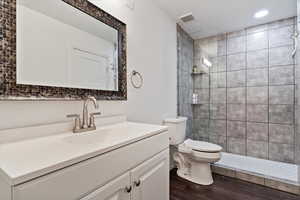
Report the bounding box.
[163,117,187,145]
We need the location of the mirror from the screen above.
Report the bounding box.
[17,0,119,91]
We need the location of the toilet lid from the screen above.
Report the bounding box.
[184,139,222,153]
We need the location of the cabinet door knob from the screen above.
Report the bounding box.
[125,186,132,193]
[134,180,141,187]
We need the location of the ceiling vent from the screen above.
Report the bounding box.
[179,13,195,23]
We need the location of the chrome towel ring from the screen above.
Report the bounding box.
[130,70,143,89]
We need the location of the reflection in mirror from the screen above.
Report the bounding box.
[17,0,119,91]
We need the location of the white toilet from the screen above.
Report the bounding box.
[164,117,222,185]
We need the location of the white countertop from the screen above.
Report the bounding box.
[0,122,168,186]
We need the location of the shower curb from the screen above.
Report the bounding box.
[212,165,300,195]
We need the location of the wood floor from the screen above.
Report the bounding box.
[170,169,299,200]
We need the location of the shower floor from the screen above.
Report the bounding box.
[215,152,299,183]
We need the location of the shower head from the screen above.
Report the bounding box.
[179,13,195,23]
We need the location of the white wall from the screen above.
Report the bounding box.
[0,0,177,130]
[92,0,177,124]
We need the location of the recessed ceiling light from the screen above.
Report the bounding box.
[254,9,269,19]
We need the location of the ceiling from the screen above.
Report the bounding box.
[153,0,297,39]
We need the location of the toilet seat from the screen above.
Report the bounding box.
[184,139,222,153]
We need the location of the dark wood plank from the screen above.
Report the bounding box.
[170,169,299,200]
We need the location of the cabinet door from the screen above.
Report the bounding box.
[131,149,169,200]
[81,172,131,200]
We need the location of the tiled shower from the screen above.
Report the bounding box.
[178,17,299,164]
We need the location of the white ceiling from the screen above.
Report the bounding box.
[153,0,297,39]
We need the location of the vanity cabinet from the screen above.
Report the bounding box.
[81,150,169,200]
[131,150,169,200]
[81,172,131,200]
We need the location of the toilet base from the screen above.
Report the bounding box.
[177,162,214,185]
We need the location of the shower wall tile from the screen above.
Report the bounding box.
[247,122,268,141]
[269,105,294,124]
[269,85,294,105]
[188,119,196,139]
[227,88,246,104]
[178,86,191,104]
[247,68,269,86]
[193,129,209,140]
[227,137,246,155]
[227,121,246,138]
[209,135,227,151]
[269,25,294,48]
[269,124,294,144]
[227,104,246,121]
[269,45,295,66]
[211,56,227,72]
[193,118,209,130]
[210,72,226,88]
[227,53,246,71]
[195,89,210,103]
[227,36,246,54]
[247,86,268,104]
[247,104,268,123]
[247,24,268,34]
[296,2,300,171]
[177,25,194,138]
[247,49,268,69]
[227,70,246,87]
[268,17,295,29]
[211,88,226,103]
[247,140,268,159]
[193,134,209,142]
[191,17,296,163]
[217,38,227,56]
[227,29,246,38]
[269,65,295,85]
[194,74,210,89]
[193,118,209,138]
[193,104,209,119]
[247,31,268,51]
[269,143,294,163]
[209,120,227,136]
[210,104,227,120]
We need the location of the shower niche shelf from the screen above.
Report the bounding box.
[191,72,206,76]
[191,102,203,105]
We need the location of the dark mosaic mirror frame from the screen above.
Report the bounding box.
[0,0,127,100]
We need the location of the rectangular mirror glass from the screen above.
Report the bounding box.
[17,0,119,91]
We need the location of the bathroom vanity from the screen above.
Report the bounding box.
[0,116,169,200]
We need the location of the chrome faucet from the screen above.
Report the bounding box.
[67,96,101,133]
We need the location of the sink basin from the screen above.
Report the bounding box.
[62,129,111,145]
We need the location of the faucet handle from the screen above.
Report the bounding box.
[67,114,81,132]
[90,112,101,116]
[89,112,101,128]
[67,114,80,118]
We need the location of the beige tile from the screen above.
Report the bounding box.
[236,171,265,186]
[265,178,300,195]
[212,166,236,178]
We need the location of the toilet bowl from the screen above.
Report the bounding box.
[173,139,222,185]
[163,117,222,185]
